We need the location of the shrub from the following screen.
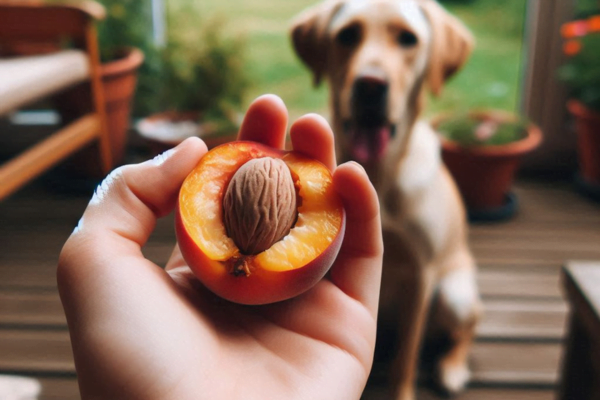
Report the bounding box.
[160,17,250,122]
[558,13,600,112]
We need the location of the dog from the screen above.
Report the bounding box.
[290,1,483,399]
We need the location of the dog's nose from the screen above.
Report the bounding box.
[353,69,388,105]
[352,68,389,125]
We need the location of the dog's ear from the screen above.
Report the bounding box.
[290,0,345,87]
[419,0,474,96]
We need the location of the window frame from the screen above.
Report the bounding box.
[521,0,576,173]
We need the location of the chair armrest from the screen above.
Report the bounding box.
[0,0,105,20]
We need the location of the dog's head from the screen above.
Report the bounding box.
[291,0,473,166]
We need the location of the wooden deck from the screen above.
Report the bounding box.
[1,125,600,399]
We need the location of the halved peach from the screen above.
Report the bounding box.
[176,141,346,304]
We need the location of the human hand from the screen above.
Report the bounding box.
[58,95,383,400]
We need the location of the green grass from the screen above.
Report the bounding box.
[429,0,527,115]
[175,0,526,121]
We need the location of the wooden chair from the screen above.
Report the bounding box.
[0,0,113,200]
[560,261,600,400]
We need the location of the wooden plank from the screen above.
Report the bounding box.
[416,387,555,400]
[0,229,74,256]
[470,223,600,238]
[0,217,174,267]
[476,257,559,268]
[470,217,600,236]
[511,183,600,219]
[478,270,562,299]
[477,299,567,340]
[470,233,600,255]
[0,291,65,327]
[0,330,74,373]
[470,341,561,385]
[0,248,173,290]
[471,236,600,256]
[0,196,89,223]
[0,297,568,343]
[473,247,600,267]
[0,289,569,338]
[31,377,564,400]
[0,331,561,387]
[38,377,80,400]
[1,242,561,294]
[478,263,561,274]
[3,297,571,340]
[364,385,555,400]
[0,264,58,289]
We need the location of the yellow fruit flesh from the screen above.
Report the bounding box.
[179,143,343,272]
[256,153,343,271]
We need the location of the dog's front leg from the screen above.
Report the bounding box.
[431,258,483,395]
[389,268,436,400]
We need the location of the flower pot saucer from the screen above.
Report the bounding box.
[467,192,518,223]
[575,175,600,203]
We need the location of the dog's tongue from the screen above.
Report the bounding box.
[350,126,391,164]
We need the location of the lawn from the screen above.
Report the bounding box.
[174,0,527,121]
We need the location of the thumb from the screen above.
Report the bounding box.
[71,137,207,254]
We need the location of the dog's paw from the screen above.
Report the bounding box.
[438,361,470,395]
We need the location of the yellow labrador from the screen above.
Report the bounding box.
[291,1,483,399]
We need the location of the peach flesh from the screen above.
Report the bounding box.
[176,141,345,304]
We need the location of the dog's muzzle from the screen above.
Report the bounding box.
[347,71,394,164]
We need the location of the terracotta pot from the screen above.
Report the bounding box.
[435,110,543,211]
[56,47,144,173]
[99,47,144,164]
[568,100,600,185]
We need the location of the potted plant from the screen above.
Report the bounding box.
[433,110,542,221]
[53,0,152,168]
[559,13,600,201]
[137,17,250,155]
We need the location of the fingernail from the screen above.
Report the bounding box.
[90,167,123,206]
[72,217,84,235]
[151,148,176,166]
[348,161,366,173]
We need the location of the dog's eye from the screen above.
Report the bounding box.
[336,25,360,47]
[398,30,418,48]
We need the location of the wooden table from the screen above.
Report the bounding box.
[560,261,600,400]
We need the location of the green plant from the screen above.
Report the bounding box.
[96,0,163,116]
[159,17,251,127]
[558,14,600,112]
[95,0,152,62]
[46,0,159,115]
[576,0,599,17]
[437,112,528,146]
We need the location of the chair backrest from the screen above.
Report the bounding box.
[0,1,104,55]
